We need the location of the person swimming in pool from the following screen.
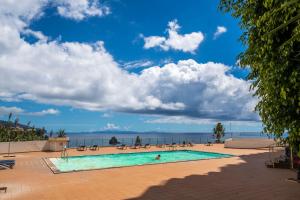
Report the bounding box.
[155,154,161,160]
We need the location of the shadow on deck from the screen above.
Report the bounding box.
[127,152,299,200]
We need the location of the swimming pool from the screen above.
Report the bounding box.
[46,150,233,173]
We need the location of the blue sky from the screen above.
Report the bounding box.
[0,0,261,132]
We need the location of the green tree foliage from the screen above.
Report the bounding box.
[8,112,12,122]
[0,113,48,142]
[14,117,19,127]
[219,0,300,146]
[213,122,225,143]
[0,126,47,142]
[57,129,66,137]
[135,136,142,146]
[109,136,119,145]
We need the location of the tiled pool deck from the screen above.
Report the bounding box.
[1,144,299,200]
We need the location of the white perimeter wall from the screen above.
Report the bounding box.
[0,141,49,154]
[224,138,275,149]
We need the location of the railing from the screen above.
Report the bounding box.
[66,132,271,148]
[68,136,209,148]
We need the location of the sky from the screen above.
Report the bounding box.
[0,0,263,133]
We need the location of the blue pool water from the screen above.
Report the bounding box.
[49,150,233,172]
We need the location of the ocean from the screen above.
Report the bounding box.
[66,131,270,147]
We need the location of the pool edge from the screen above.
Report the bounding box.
[44,150,235,174]
[43,157,61,174]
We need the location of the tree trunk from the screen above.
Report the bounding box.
[290,147,294,169]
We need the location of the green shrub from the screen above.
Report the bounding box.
[213,122,225,143]
[109,136,119,145]
[135,136,142,146]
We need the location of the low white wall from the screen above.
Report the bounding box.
[224,138,275,149]
[0,140,49,154]
[0,138,69,154]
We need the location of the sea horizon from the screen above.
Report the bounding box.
[66,131,269,148]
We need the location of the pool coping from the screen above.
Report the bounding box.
[43,149,235,174]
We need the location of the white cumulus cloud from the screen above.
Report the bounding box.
[21,29,48,42]
[146,116,261,126]
[0,0,109,23]
[120,59,154,70]
[0,106,24,116]
[137,59,258,121]
[103,123,119,130]
[0,2,258,122]
[0,106,59,116]
[214,26,227,39]
[27,109,60,116]
[142,19,204,53]
[55,0,110,20]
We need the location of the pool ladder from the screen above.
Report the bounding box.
[61,148,69,160]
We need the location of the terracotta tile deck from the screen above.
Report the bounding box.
[0,144,299,200]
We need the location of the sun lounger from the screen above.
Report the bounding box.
[0,160,15,164]
[0,164,10,170]
[156,144,165,148]
[117,144,127,150]
[77,145,86,151]
[188,142,195,147]
[0,160,15,169]
[265,157,290,169]
[0,187,7,193]
[0,160,15,168]
[89,145,99,151]
[179,141,187,147]
[287,178,300,183]
[142,144,151,148]
[205,142,212,146]
[131,144,141,149]
[169,143,177,150]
